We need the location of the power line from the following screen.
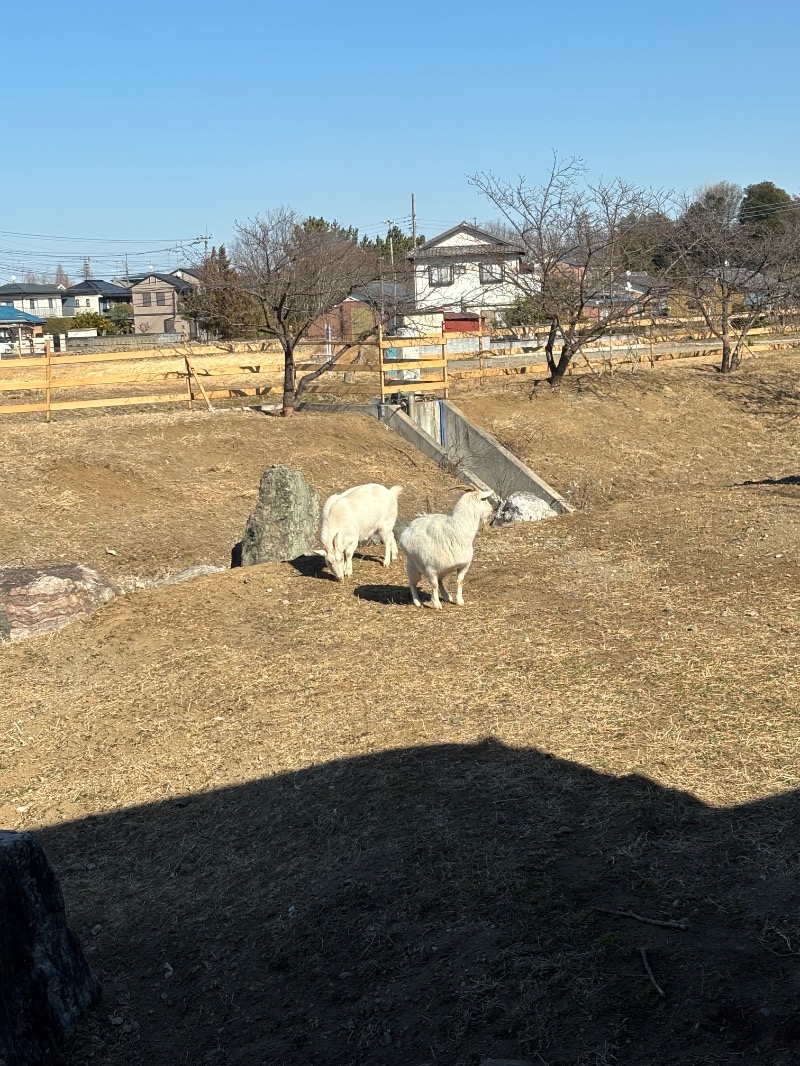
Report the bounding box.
[0,228,198,243]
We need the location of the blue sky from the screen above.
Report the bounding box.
[3,0,799,277]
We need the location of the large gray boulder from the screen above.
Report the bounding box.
[239,465,320,565]
[0,565,117,641]
[0,832,101,1065]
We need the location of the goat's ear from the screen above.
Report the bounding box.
[312,548,326,556]
[332,532,340,550]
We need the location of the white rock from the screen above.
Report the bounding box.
[492,492,559,525]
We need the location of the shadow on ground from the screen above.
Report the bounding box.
[352,582,413,605]
[45,741,800,1066]
[741,476,800,487]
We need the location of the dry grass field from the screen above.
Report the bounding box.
[1,355,799,1065]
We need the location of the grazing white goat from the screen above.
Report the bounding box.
[399,488,494,609]
[316,483,403,581]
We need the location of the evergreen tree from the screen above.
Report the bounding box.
[181,246,259,340]
[739,181,793,231]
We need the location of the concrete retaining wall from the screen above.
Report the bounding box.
[297,397,569,511]
[439,400,571,511]
[57,333,185,354]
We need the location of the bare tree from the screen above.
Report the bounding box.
[663,183,800,373]
[470,156,670,381]
[54,263,72,289]
[232,208,377,415]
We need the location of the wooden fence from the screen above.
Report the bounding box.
[0,339,381,419]
[378,325,448,402]
[1,321,799,420]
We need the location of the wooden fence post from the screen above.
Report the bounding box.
[183,355,194,410]
[44,338,52,423]
[478,320,484,388]
[378,323,385,403]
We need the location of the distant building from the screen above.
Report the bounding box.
[408,222,524,319]
[0,305,44,355]
[171,266,203,285]
[305,281,415,344]
[62,279,133,317]
[130,273,197,337]
[0,282,65,318]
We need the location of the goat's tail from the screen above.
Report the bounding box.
[389,485,404,498]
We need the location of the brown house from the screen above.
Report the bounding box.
[306,281,415,343]
[130,273,198,337]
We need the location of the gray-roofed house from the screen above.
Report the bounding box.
[0,282,65,318]
[408,222,525,318]
[63,279,133,317]
[130,273,197,337]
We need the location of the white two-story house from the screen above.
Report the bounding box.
[0,282,65,318]
[408,222,525,320]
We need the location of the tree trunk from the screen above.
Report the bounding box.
[282,344,296,416]
[549,342,574,382]
[544,319,559,376]
[719,298,733,374]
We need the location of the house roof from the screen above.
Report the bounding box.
[172,266,203,279]
[0,282,64,297]
[129,273,191,291]
[348,279,414,304]
[409,222,525,260]
[65,279,132,298]
[709,267,769,290]
[0,304,44,324]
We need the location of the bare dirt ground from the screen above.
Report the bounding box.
[0,408,453,581]
[2,355,799,1066]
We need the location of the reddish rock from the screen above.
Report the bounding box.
[0,565,117,641]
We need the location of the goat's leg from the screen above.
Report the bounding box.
[344,548,354,578]
[406,559,423,607]
[454,562,472,606]
[379,526,397,567]
[438,575,454,603]
[425,568,443,610]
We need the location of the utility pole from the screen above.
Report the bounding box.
[411,193,416,247]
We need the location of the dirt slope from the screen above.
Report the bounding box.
[0,409,456,580]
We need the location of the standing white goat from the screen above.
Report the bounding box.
[399,488,494,609]
[316,483,403,581]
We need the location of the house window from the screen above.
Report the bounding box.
[48,299,54,310]
[29,299,35,309]
[480,262,505,285]
[428,264,454,287]
[156,291,167,306]
[141,292,152,307]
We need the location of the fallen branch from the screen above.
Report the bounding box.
[596,907,688,931]
[640,947,665,997]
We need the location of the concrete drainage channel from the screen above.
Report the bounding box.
[298,398,571,519]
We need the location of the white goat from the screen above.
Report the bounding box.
[316,483,403,581]
[399,488,494,609]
